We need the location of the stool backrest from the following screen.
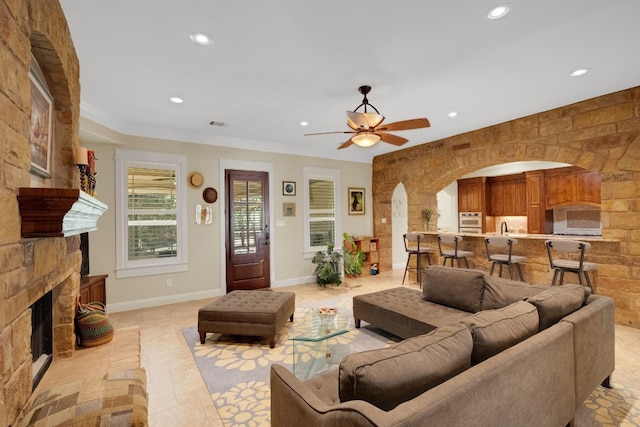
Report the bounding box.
[404,233,423,252]
[545,239,590,268]
[484,236,517,261]
[438,234,462,255]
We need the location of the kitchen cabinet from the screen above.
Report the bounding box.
[458,177,486,213]
[487,174,526,216]
[545,167,601,209]
[525,171,553,234]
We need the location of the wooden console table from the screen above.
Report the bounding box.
[79,274,108,305]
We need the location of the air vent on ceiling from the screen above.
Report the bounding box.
[209,121,229,127]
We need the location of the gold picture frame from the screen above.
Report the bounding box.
[29,69,53,178]
[348,187,365,215]
[283,202,296,217]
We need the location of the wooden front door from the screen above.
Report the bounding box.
[225,169,270,291]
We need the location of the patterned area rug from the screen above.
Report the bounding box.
[181,298,394,426]
[183,299,640,427]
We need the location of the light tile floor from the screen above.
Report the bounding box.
[41,269,640,426]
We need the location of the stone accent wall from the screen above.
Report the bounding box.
[0,0,80,425]
[373,87,640,328]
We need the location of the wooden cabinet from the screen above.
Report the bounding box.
[545,167,601,209]
[525,171,553,234]
[79,274,107,305]
[486,174,526,216]
[458,177,486,213]
[344,237,380,277]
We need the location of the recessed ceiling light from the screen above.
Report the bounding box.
[189,32,212,45]
[170,97,184,104]
[487,4,511,19]
[299,121,309,126]
[570,68,590,77]
[448,111,458,118]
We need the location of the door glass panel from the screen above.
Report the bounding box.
[233,179,263,255]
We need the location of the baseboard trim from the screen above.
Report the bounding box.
[107,288,223,313]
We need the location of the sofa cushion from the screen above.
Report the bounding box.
[461,300,539,364]
[338,323,472,411]
[525,284,589,331]
[422,266,486,313]
[482,275,548,310]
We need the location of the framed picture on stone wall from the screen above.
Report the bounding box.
[29,69,53,178]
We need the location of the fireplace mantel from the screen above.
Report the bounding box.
[18,188,108,238]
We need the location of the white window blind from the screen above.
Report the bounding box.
[303,167,341,255]
[115,149,188,278]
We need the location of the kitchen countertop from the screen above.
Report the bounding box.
[418,231,618,243]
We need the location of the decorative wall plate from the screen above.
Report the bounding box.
[188,171,204,188]
[203,187,218,203]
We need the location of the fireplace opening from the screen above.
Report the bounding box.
[31,290,52,391]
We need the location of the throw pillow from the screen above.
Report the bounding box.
[482,275,548,310]
[525,284,590,331]
[422,266,486,313]
[461,300,539,364]
[338,323,472,411]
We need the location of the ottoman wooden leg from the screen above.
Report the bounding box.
[289,314,294,322]
[269,336,276,348]
[199,331,206,344]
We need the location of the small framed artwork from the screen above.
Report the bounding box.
[283,181,296,196]
[29,69,54,178]
[283,202,296,217]
[348,187,365,215]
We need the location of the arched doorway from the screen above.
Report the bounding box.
[391,183,408,270]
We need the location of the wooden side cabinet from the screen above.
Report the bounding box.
[79,274,108,305]
[458,177,487,213]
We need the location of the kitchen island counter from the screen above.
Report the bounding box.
[414,231,619,286]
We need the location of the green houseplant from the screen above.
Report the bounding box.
[343,232,366,277]
[311,243,342,286]
[422,208,434,230]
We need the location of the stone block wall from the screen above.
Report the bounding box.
[373,87,640,328]
[0,0,80,424]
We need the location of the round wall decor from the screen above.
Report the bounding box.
[203,187,218,203]
[188,171,204,188]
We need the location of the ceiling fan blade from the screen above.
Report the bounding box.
[338,138,354,150]
[378,132,408,146]
[304,130,357,136]
[346,111,385,129]
[376,118,430,132]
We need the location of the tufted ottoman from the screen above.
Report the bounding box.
[198,290,295,348]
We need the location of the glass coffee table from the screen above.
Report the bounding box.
[290,309,353,380]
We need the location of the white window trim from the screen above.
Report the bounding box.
[115,149,188,278]
[303,166,341,258]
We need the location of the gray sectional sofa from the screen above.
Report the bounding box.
[270,266,615,427]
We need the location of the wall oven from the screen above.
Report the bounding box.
[459,212,483,233]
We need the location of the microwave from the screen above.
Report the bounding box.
[552,207,601,236]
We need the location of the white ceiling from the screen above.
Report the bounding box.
[59,1,640,164]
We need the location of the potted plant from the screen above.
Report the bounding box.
[343,232,366,277]
[422,208,434,230]
[311,243,342,286]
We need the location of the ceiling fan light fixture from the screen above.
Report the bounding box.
[487,4,511,19]
[352,133,380,147]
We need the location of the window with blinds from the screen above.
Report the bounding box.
[303,167,341,255]
[309,179,335,247]
[115,149,187,278]
[127,167,177,260]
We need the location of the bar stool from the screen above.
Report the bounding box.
[402,233,434,286]
[484,236,527,281]
[437,235,474,268]
[545,239,596,288]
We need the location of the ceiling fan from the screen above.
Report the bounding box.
[305,85,431,149]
